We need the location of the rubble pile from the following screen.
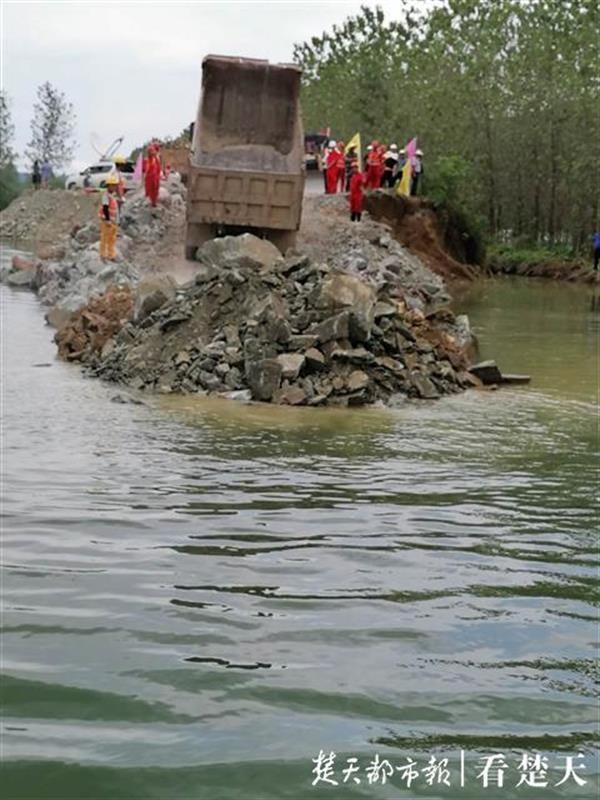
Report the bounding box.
[0,189,98,247]
[0,177,186,320]
[55,285,134,361]
[85,234,476,406]
[298,194,454,304]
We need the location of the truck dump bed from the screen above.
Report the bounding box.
[186,55,304,256]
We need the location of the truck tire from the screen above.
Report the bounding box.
[185,223,215,260]
[268,230,297,254]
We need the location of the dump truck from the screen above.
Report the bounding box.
[185,55,305,259]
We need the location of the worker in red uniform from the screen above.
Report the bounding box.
[326,140,344,194]
[348,161,365,221]
[335,141,346,192]
[365,141,382,190]
[144,143,161,207]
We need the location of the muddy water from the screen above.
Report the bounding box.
[2,259,598,799]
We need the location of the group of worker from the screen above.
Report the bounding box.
[98,141,165,261]
[321,139,424,222]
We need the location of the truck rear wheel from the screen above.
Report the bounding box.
[185,223,215,260]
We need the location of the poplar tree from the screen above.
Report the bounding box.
[0,90,16,168]
[26,81,76,170]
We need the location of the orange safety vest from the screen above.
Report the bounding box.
[98,191,118,223]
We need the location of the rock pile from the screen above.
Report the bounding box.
[55,285,134,361]
[1,178,186,321]
[298,193,455,305]
[85,234,475,406]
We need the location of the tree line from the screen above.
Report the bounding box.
[0,82,76,208]
[293,1,599,252]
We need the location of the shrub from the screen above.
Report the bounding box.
[0,163,23,210]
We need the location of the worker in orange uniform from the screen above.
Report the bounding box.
[98,174,120,261]
[144,143,161,207]
[348,161,365,221]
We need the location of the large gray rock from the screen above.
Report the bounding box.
[411,372,440,399]
[197,233,282,272]
[304,347,326,372]
[246,358,282,401]
[469,360,502,385]
[77,248,106,275]
[277,352,305,380]
[134,276,176,322]
[6,270,34,288]
[314,311,351,343]
[347,370,369,392]
[318,272,376,343]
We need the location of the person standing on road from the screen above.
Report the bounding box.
[98,174,120,261]
[593,231,600,271]
[32,160,41,190]
[365,142,381,190]
[381,144,399,188]
[326,141,344,194]
[144,143,161,207]
[40,160,52,188]
[348,162,365,222]
[410,149,424,196]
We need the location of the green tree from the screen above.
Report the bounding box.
[0,90,16,168]
[294,1,599,252]
[0,91,22,210]
[26,81,76,170]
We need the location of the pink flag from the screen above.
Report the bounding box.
[405,137,418,160]
[133,153,143,182]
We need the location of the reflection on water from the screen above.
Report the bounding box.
[1,269,598,799]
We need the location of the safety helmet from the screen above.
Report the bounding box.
[416,149,424,156]
[390,144,398,150]
[113,155,125,164]
[366,145,373,151]
[399,148,406,155]
[105,173,119,186]
[328,140,336,147]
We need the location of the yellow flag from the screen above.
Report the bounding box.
[345,133,361,168]
[396,158,412,196]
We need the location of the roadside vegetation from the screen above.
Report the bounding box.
[294,1,598,260]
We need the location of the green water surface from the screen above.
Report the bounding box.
[1,272,598,799]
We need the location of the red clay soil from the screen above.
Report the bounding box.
[55,285,134,362]
[364,193,479,282]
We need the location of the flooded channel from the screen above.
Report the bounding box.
[1,266,598,799]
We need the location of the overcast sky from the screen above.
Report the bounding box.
[2,0,406,174]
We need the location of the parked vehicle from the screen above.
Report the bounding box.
[65,159,138,190]
[304,133,328,171]
[186,55,305,258]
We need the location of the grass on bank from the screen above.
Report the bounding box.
[487,242,587,270]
